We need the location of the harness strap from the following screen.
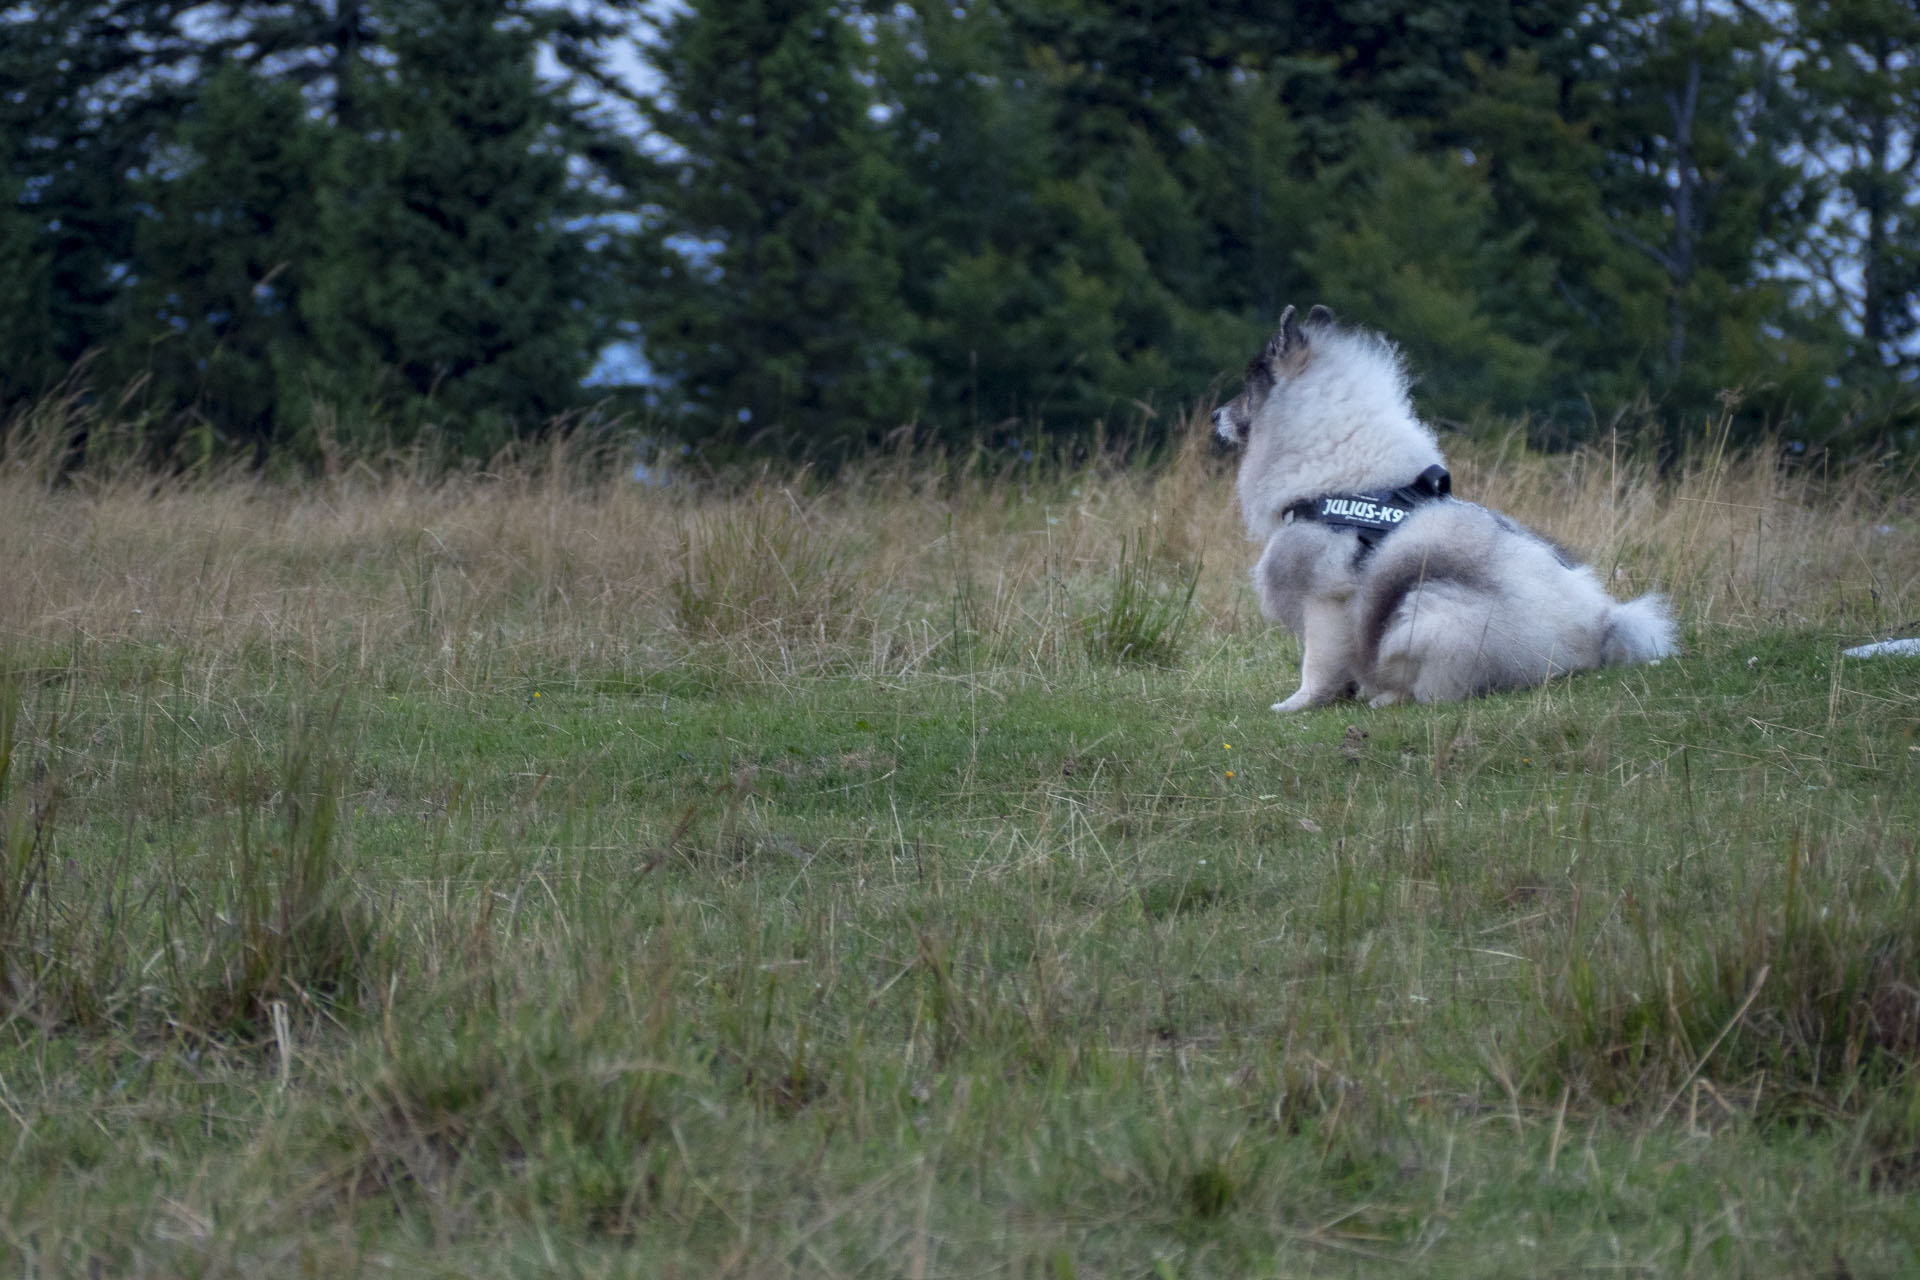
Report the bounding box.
[1282,464,1452,558]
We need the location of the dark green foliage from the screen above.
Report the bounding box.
[302,0,609,454]
[0,0,636,461]
[880,3,1291,437]
[1588,5,1811,416]
[637,0,924,455]
[1440,3,1830,444]
[1294,114,1552,422]
[0,170,55,410]
[1790,0,1920,445]
[0,1,202,411]
[1447,46,1672,428]
[120,66,326,462]
[1268,0,1591,132]
[4,0,1920,462]
[1796,0,1920,356]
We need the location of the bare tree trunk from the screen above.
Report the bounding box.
[1662,0,1704,375]
[328,0,366,132]
[1861,36,1892,354]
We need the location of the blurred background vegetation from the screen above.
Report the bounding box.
[3,0,1917,467]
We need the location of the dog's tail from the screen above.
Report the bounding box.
[1601,593,1678,667]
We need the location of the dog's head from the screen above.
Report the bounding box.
[1212,303,1336,446]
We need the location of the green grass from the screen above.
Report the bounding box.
[1,423,1916,1275]
[3,615,1918,1276]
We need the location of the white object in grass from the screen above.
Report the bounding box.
[1841,637,1920,659]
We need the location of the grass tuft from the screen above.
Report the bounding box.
[1080,528,1200,666]
[671,489,859,643]
[177,704,385,1039]
[1540,825,1920,1145]
[1,671,385,1041]
[355,997,676,1231]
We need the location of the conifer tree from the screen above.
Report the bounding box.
[1585,0,1814,436]
[122,66,326,459]
[302,0,607,453]
[1446,3,1828,441]
[0,171,55,416]
[1793,0,1920,369]
[1449,46,1672,425]
[0,1,201,412]
[875,2,1277,439]
[7,0,1915,460]
[1296,115,1551,423]
[639,0,923,454]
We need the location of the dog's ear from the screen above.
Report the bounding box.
[1307,304,1335,327]
[1261,306,1294,363]
[1263,305,1306,365]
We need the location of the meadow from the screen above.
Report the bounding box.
[2,406,1918,1276]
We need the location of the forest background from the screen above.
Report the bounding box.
[3,0,1918,467]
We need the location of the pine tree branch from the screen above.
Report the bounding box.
[1606,218,1681,277]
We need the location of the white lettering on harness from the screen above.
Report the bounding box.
[1320,498,1406,524]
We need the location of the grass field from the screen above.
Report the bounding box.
[2,415,1919,1276]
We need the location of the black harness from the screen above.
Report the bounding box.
[1282,464,1452,560]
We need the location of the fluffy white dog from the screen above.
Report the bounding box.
[1214,305,1677,710]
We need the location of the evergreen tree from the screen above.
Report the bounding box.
[120,66,326,459]
[1297,115,1551,423]
[7,0,1914,461]
[875,2,1250,439]
[220,0,378,127]
[0,169,55,414]
[640,0,923,455]
[994,0,1275,164]
[301,0,611,453]
[1183,81,1320,327]
[0,1,201,413]
[1450,44,1673,425]
[872,3,1057,435]
[1586,1,1816,436]
[1446,2,1832,442]
[5,0,641,459]
[931,0,1595,434]
[1274,0,1589,132]
[1791,0,1920,420]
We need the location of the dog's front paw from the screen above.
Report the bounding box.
[1272,689,1318,713]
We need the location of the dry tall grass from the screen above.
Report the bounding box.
[4,402,1916,683]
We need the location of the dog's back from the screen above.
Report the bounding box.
[1356,502,1676,704]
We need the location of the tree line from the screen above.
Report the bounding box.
[3,0,1916,466]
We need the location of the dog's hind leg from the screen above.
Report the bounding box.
[1273,596,1358,712]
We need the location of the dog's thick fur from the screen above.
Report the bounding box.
[1214,305,1677,711]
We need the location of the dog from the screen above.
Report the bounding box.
[1213,304,1677,710]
